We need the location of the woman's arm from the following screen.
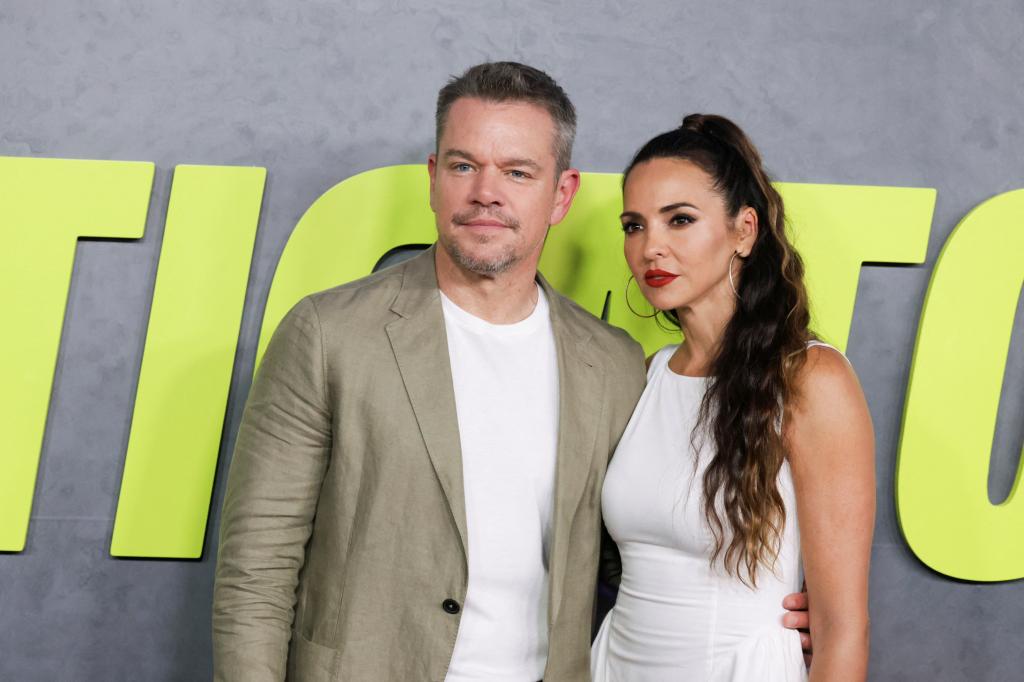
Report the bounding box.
[786,345,875,682]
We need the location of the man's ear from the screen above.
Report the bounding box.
[427,153,438,211]
[549,168,582,226]
[735,205,759,255]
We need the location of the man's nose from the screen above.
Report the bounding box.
[470,167,504,206]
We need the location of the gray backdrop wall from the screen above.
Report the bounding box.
[2,1,1022,680]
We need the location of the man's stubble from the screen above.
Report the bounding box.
[439,208,524,276]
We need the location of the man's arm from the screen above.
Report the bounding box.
[593,522,622,638]
[597,522,622,589]
[213,297,333,681]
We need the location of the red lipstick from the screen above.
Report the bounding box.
[644,269,679,288]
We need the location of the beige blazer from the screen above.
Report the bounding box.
[213,246,646,681]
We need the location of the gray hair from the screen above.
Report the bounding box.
[435,61,577,177]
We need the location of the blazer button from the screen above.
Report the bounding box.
[442,598,461,614]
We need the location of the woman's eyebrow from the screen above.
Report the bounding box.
[659,201,699,213]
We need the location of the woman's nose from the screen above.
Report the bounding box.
[643,231,668,261]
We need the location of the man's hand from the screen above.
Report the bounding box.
[782,589,812,666]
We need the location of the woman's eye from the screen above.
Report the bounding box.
[670,213,694,226]
[621,222,643,234]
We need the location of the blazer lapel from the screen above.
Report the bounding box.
[541,275,605,626]
[385,247,468,558]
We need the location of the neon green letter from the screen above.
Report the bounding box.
[258,165,437,362]
[110,165,265,558]
[0,156,154,551]
[897,189,1024,581]
[779,183,936,351]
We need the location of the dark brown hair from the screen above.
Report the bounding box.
[624,113,813,585]
[435,61,577,176]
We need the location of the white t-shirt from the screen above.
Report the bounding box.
[441,285,560,682]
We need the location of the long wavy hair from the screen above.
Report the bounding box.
[624,114,813,585]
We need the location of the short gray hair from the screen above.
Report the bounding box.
[435,62,577,177]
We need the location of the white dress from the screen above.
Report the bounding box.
[591,344,812,681]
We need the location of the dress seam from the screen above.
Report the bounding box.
[706,579,719,678]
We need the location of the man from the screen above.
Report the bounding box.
[213,62,808,681]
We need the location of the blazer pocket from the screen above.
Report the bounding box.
[287,630,340,681]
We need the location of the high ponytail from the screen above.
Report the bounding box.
[624,114,812,585]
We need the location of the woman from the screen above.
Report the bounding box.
[591,114,875,681]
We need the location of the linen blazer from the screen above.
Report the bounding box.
[213,246,646,681]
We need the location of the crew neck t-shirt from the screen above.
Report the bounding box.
[440,286,560,682]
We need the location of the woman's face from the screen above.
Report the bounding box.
[621,157,754,316]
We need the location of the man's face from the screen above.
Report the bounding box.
[428,97,577,278]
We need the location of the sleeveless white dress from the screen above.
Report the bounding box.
[592,344,816,681]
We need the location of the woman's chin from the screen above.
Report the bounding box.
[642,289,687,313]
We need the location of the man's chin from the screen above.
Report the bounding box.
[440,238,519,277]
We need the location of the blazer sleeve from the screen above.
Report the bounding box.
[213,297,332,681]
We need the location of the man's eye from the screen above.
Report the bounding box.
[508,169,529,179]
[453,163,473,172]
[621,222,643,234]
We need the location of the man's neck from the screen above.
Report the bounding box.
[435,249,540,324]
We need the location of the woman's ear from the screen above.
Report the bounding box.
[735,206,759,256]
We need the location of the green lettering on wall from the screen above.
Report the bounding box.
[0,160,938,558]
[896,189,1024,582]
[259,166,936,362]
[778,182,936,350]
[110,165,265,558]
[0,156,154,552]
[257,164,437,363]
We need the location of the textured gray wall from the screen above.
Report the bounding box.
[1,0,1022,679]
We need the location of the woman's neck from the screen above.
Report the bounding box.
[672,287,737,376]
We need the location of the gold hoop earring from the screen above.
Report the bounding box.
[728,251,743,299]
[625,275,659,318]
